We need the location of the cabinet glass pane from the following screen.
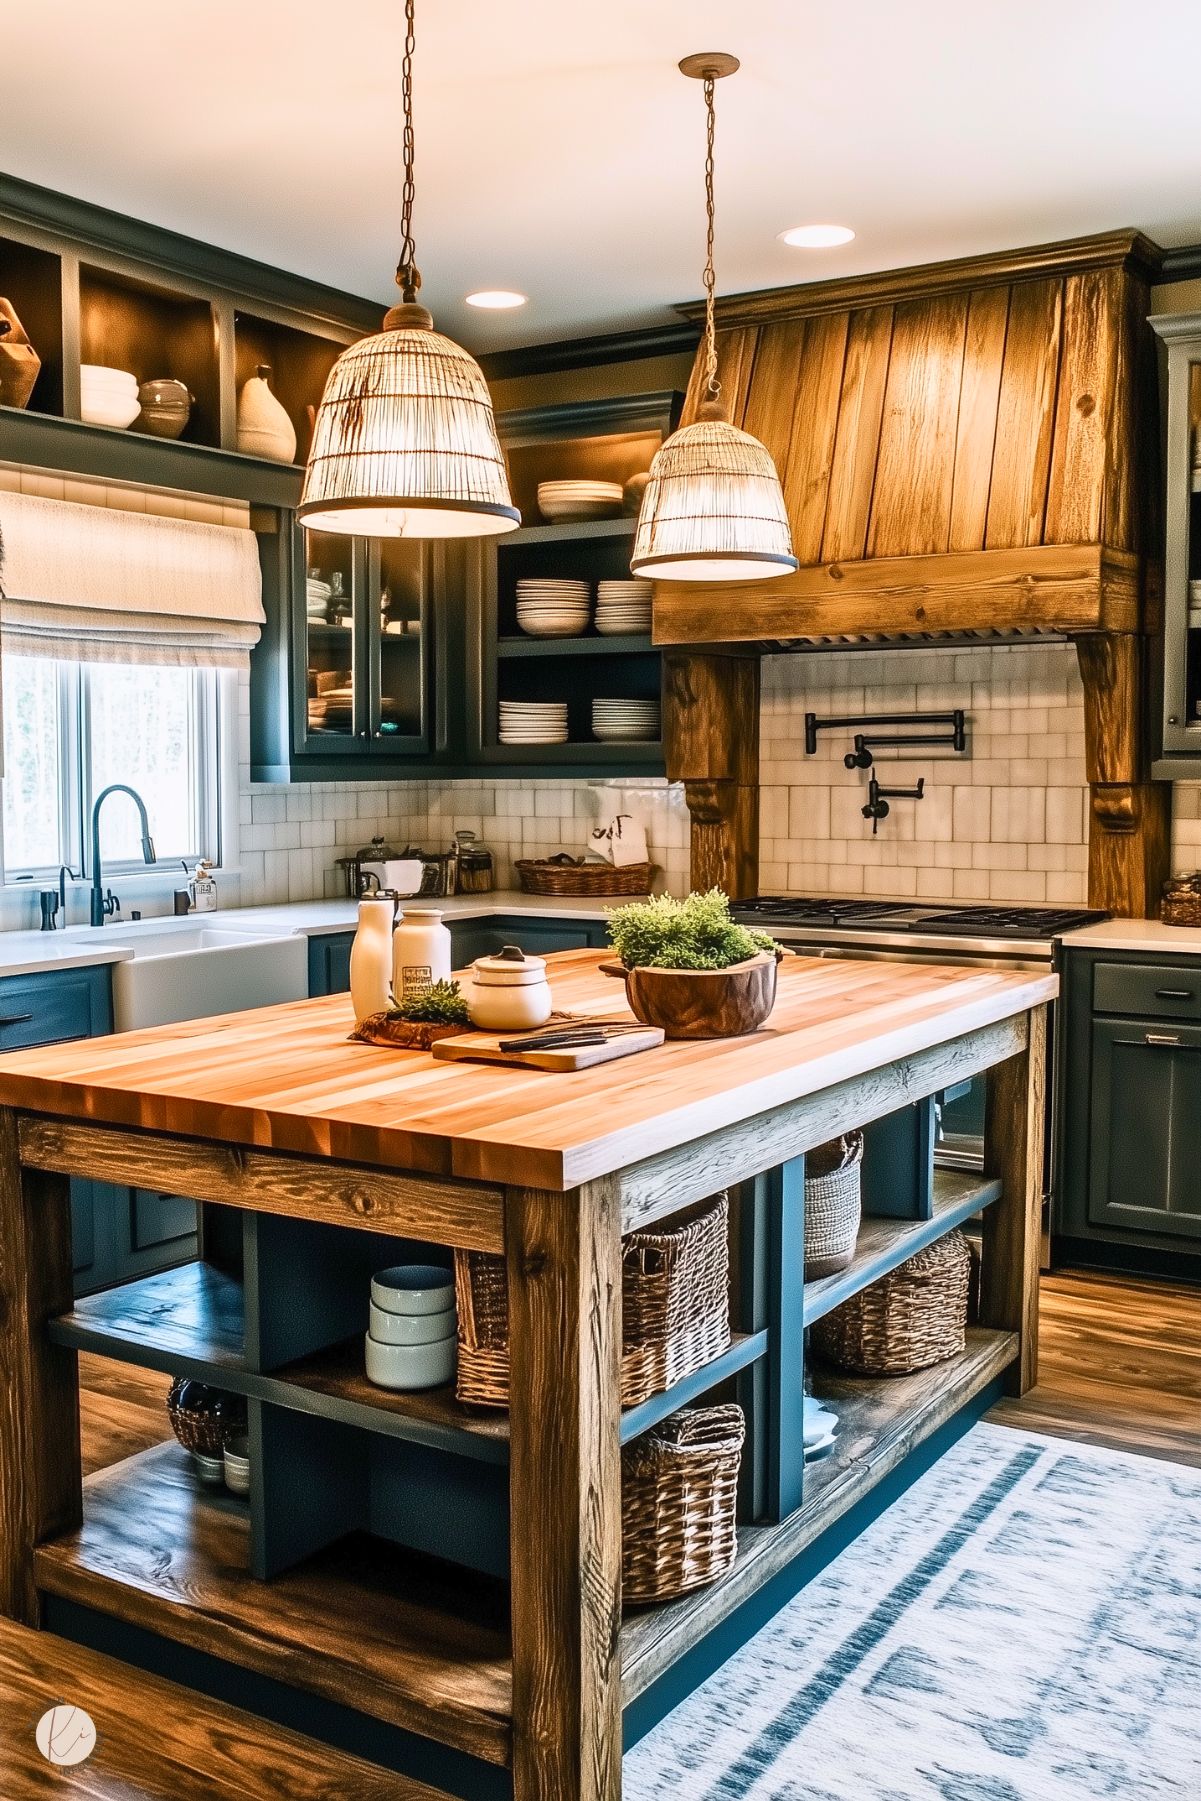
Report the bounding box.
[304,531,356,739]
[376,540,425,741]
[1185,360,1201,733]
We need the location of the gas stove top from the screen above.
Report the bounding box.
[732,897,1109,943]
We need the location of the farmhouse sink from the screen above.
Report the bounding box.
[105,923,309,1032]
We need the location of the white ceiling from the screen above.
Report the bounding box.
[5,1,1201,352]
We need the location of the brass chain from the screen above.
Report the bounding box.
[397,0,419,299]
[702,73,719,401]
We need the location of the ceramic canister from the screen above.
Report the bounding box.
[392,908,452,1009]
[349,896,395,1022]
[465,945,553,1032]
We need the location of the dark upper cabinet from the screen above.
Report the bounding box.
[1151,312,1201,775]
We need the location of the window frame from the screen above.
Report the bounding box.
[1,659,224,886]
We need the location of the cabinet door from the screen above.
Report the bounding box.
[1088,1017,1201,1240]
[364,539,431,756]
[1157,331,1201,760]
[308,933,354,997]
[295,527,364,757]
[448,920,597,967]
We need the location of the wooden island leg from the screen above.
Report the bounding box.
[0,1109,81,1624]
[981,1004,1047,1396]
[506,1177,623,1801]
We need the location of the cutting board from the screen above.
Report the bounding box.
[431,1025,665,1071]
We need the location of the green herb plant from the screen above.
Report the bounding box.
[607,889,778,972]
[389,979,471,1025]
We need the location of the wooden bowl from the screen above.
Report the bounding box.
[603,951,779,1039]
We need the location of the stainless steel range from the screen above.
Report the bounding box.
[731,896,1110,1261]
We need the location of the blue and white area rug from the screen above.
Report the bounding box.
[625,1423,1201,1801]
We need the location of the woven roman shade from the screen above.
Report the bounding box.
[0,490,264,668]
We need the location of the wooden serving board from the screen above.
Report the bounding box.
[431,1026,665,1071]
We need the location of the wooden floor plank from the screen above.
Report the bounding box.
[0,1615,440,1800]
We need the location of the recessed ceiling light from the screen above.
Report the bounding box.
[465,289,528,309]
[778,224,855,249]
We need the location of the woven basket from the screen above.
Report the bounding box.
[804,1132,864,1278]
[455,1193,730,1409]
[515,856,655,897]
[166,1378,238,1458]
[811,1229,971,1376]
[621,1404,744,1606]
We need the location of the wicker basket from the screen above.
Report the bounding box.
[804,1132,864,1278]
[515,856,655,897]
[621,1405,744,1606]
[455,1194,730,1409]
[166,1378,243,1458]
[1161,874,1201,927]
[811,1229,971,1376]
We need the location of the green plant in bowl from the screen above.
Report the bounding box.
[605,891,783,1040]
[607,889,778,971]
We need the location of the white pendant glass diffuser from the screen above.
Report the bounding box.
[632,54,795,583]
[298,0,518,540]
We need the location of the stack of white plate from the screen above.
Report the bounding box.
[1190,578,1201,629]
[591,697,660,743]
[595,578,652,636]
[499,700,570,745]
[306,576,332,620]
[537,479,624,523]
[515,578,591,637]
[80,364,140,430]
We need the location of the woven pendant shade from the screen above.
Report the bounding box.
[631,415,797,581]
[298,319,519,539]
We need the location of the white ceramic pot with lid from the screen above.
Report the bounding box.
[466,944,553,1032]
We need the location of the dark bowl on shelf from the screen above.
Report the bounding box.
[136,377,192,440]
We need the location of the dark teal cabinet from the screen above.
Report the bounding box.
[306,917,609,998]
[1056,945,1201,1267]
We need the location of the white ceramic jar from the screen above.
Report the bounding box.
[466,945,553,1032]
[349,896,395,1023]
[392,908,452,1009]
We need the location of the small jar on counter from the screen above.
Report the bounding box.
[452,830,494,894]
[465,945,553,1032]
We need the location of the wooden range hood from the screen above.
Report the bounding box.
[656,231,1170,916]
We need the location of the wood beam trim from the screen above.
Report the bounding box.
[617,1014,1028,1235]
[17,1117,505,1253]
[652,543,1140,646]
[677,230,1163,331]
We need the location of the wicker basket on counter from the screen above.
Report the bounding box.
[454,1193,730,1410]
[515,855,655,897]
[811,1229,971,1376]
[1161,873,1201,927]
[621,1404,744,1606]
[804,1132,864,1279]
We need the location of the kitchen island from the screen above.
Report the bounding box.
[0,949,1054,1801]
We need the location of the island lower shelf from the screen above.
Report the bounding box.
[35,1327,1017,1758]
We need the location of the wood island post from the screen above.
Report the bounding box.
[0,1106,81,1625]
[506,1175,624,1801]
[980,1003,1048,1394]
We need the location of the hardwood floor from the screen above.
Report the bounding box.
[988,1270,1201,1466]
[76,1270,1199,1481]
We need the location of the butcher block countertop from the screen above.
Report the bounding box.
[0,950,1057,1191]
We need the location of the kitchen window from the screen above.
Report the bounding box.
[1,655,222,882]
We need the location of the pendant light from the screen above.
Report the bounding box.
[299,0,519,539]
[632,54,796,582]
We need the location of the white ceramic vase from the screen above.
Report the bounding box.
[392,909,452,1010]
[236,363,297,464]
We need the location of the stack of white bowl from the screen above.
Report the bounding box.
[803,1393,839,1463]
[80,364,140,430]
[515,577,590,637]
[591,697,660,742]
[1189,577,1201,629]
[499,700,569,745]
[537,479,624,522]
[595,578,653,636]
[366,1264,457,1390]
[306,574,332,622]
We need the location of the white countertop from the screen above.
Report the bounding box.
[0,889,642,980]
[1060,917,1201,956]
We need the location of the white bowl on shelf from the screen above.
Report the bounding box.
[370,1263,455,1317]
[369,1299,456,1345]
[80,364,141,430]
[537,480,624,522]
[223,1435,251,1496]
[364,1329,456,1391]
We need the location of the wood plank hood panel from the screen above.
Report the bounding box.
[654,232,1158,647]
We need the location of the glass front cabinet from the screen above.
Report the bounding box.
[1152,311,1201,773]
[251,512,451,780]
